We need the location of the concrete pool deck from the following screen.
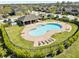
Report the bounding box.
[21,20,72,47]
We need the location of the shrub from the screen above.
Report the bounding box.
[50,48,56,57]
[60,17,69,22]
[65,40,71,48]
[56,44,65,55]
[72,35,77,41]
[3,23,10,27]
[68,38,74,43]
[75,31,79,37]
[34,49,46,58]
[0,47,7,57]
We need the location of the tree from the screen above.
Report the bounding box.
[72,35,77,41]
[34,50,43,58]
[55,15,59,19]
[65,40,71,48]
[2,5,15,18]
[0,48,7,57]
[69,38,74,43]
[3,23,10,27]
[48,6,57,13]
[50,48,56,57]
[55,1,60,7]
[61,1,65,5]
[56,44,65,54]
[47,14,52,19]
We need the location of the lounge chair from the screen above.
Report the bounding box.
[48,38,54,42]
[45,40,49,44]
[50,38,54,41]
[48,39,51,42]
[41,41,45,44]
[38,42,41,46]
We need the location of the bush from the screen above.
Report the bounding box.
[68,38,74,43]
[65,40,71,48]
[50,48,57,57]
[2,14,8,18]
[34,50,43,58]
[56,44,65,55]
[34,49,48,58]
[3,23,10,27]
[72,35,78,41]
[0,47,7,57]
[75,31,79,37]
[60,17,69,22]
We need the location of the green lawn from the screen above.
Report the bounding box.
[5,26,34,48]
[54,37,79,58]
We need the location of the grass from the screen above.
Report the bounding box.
[5,25,34,48]
[54,37,79,58]
[50,23,78,46]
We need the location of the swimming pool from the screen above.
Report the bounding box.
[29,23,62,36]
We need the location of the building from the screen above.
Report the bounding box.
[56,7,63,14]
[56,7,79,16]
[65,7,79,16]
[16,14,42,25]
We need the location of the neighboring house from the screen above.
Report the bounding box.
[34,6,50,13]
[65,7,79,16]
[56,7,79,16]
[31,11,47,16]
[56,7,63,14]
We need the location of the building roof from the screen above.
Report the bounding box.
[18,14,41,22]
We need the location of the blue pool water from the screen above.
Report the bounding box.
[29,23,62,36]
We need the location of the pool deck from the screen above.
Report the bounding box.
[21,20,72,47]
